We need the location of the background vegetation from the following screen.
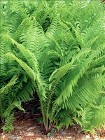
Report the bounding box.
[0,0,105,134]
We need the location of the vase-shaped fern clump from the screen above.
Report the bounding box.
[0,0,105,133]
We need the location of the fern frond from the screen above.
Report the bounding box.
[6,52,36,81]
[0,75,18,95]
[55,44,105,105]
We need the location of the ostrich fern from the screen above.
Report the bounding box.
[0,0,105,133]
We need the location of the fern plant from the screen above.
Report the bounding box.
[0,0,105,133]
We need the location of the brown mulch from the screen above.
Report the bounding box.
[0,112,105,140]
[0,100,105,140]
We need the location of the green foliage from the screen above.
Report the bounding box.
[0,0,105,133]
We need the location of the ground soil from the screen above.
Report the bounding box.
[0,112,105,140]
[0,101,105,140]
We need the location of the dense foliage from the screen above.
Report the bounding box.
[0,0,105,133]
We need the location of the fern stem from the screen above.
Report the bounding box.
[46,85,57,131]
[0,98,2,117]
